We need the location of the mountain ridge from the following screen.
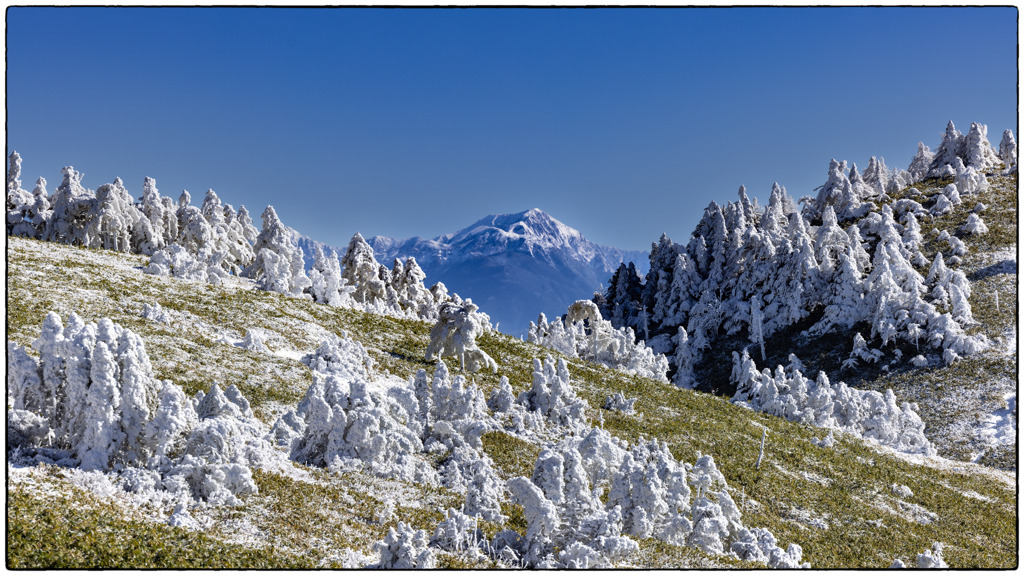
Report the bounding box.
[296,208,649,334]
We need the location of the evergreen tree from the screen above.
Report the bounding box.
[246,205,312,298]
[906,142,935,181]
[998,129,1017,169]
[341,232,387,305]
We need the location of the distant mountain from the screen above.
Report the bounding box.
[294,209,648,335]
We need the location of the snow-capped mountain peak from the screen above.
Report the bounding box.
[295,209,647,335]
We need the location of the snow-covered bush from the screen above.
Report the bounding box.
[376,522,437,569]
[959,213,989,236]
[431,508,488,558]
[439,446,506,522]
[141,302,171,323]
[915,542,949,569]
[425,301,496,373]
[529,300,669,382]
[300,332,375,380]
[731,350,936,456]
[500,431,806,568]
[603,392,637,414]
[6,313,272,506]
[277,373,435,483]
[145,244,230,284]
[955,161,989,195]
[418,361,493,449]
[7,313,166,470]
[517,357,590,430]
[240,328,269,354]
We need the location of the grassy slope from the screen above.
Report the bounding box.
[4,171,1017,568]
[861,173,1018,468]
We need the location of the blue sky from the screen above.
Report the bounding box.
[6,7,1017,251]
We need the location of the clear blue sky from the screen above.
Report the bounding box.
[6,7,1018,251]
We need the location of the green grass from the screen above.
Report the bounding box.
[8,472,311,569]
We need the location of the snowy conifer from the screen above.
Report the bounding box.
[86,178,137,252]
[308,245,351,306]
[44,166,93,246]
[928,121,965,178]
[340,232,389,306]
[907,142,935,182]
[963,122,1000,172]
[246,205,312,298]
[998,129,1017,170]
[862,156,890,196]
[672,326,697,389]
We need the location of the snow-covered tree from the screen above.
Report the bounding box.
[85,178,138,252]
[907,142,935,182]
[963,122,1000,172]
[340,232,389,306]
[307,245,352,306]
[246,205,311,298]
[862,156,890,196]
[44,166,94,246]
[998,129,1017,170]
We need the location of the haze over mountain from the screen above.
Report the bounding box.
[296,209,648,334]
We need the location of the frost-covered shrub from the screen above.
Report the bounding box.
[440,446,506,522]
[955,162,989,195]
[279,373,436,484]
[376,522,437,569]
[843,332,883,369]
[240,328,269,354]
[425,301,496,373]
[529,300,669,382]
[517,357,590,429]
[603,392,637,415]
[145,244,230,285]
[141,302,171,323]
[608,438,691,542]
[915,542,948,568]
[936,229,967,257]
[6,313,270,507]
[7,313,165,469]
[731,350,936,456]
[418,361,493,449]
[731,527,807,569]
[506,448,640,569]
[170,382,265,506]
[432,508,488,557]
[959,213,989,236]
[507,432,805,568]
[300,333,374,381]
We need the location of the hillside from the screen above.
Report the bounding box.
[6,231,1017,568]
